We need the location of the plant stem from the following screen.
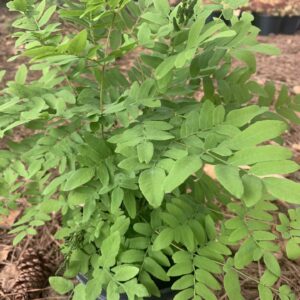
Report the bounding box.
[100,12,117,113]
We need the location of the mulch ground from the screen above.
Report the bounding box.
[0,4,300,300]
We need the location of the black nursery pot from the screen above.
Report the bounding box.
[206,11,231,26]
[252,13,282,36]
[281,16,300,35]
[77,274,176,300]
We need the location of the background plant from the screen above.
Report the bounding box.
[248,0,285,16]
[280,0,300,17]
[1,0,300,299]
[248,0,300,16]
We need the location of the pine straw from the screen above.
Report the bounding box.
[217,257,300,300]
[0,214,64,300]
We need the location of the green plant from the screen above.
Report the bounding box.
[1,0,300,299]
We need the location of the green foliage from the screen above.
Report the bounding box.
[1,0,300,299]
[49,277,74,295]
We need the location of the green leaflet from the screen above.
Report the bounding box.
[111,186,124,213]
[171,275,194,290]
[85,279,103,300]
[107,281,119,300]
[195,269,221,290]
[258,284,273,300]
[143,257,169,281]
[199,100,215,130]
[138,23,154,47]
[63,168,95,191]
[227,120,287,150]
[101,231,121,268]
[205,215,216,240]
[286,239,300,260]
[13,231,27,246]
[242,175,263,207]
[173,288,194,300]
[260,270,278,287]
[68,187,95,206]
[180,111,200,138]
[167,262,193,277]
[263,177,300,204]
[225,105,267,127]
[213,105,225,125]
[123,191,137,219]
[252,231,277,241]
[119,249,145,263]
[263,253,281,277]
[179,224,195,252]
[224,270,243,300]
[215,165,244,198]
[49,277,74,295]
[249,160,299,176]
[249,43,281,55]
[187,14,206,49]
[228,145,293,166]
[13,0,27,11]
[137,141,154,164]
[193,256,222,274]
[155,56,175,79]
[234,239,257,269]
[38,5,56,27]
[67,29,88,55]
[164,156,203,193]
[133,223,152,236]
[153,228,174,251]
[15,64,27,84]
[231,49,256,72]
[43,173,70,195]
[228,226,248,243]
[195,282,217,300]
[72,284,85,300]
[153,0,170,16]
[139,167,166,208]
[139,271,160,297]
[204,30,236,43]
[123,280,149,299]
[112,265,139,281]
[198,22,225,45]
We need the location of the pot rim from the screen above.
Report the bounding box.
[252,12,282,18]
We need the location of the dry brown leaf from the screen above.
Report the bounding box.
[0,210,20,229]
[294,86,300,94]
[204,164,216,179]
[292,144,300,151]
[0,263,19,293]
[0,245,11,262]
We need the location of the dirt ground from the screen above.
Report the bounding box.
[0,4,300,300]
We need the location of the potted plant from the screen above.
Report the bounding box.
[2,0,300,299]
[280,0,300,34]
[249,0,285,35]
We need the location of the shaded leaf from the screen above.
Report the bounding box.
[164,156,202,193]
[63,168,95,191]
[264,177,300,204]
[215,165,244,198]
